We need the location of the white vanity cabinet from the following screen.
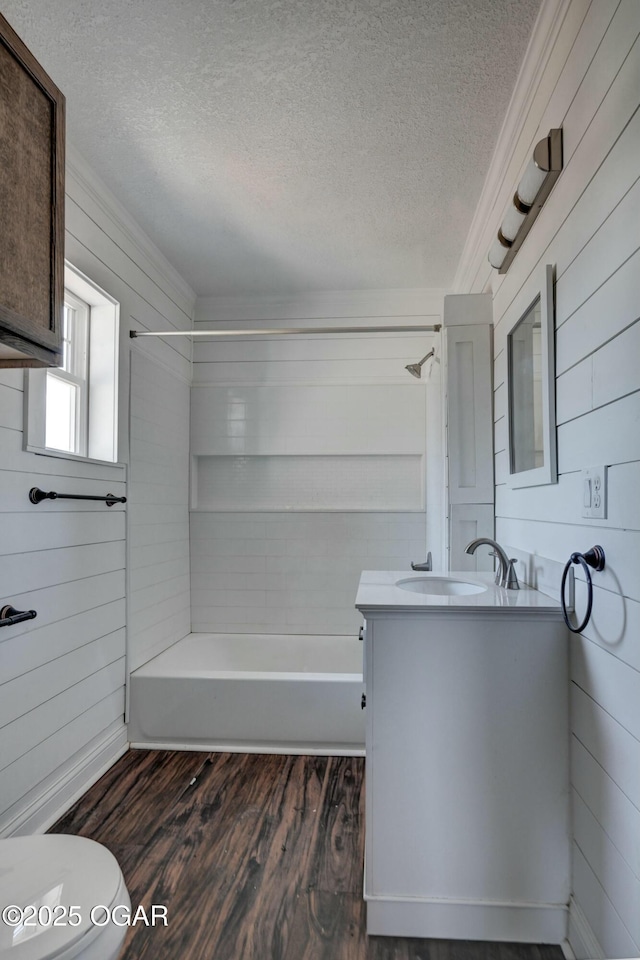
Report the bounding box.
[357,571,570,945]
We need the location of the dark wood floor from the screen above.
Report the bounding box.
[51,750,565,960]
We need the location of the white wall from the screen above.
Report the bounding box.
[458,2,640,956]
[0,147,194,835]
[128,351,191,672]
[191,289,444,635]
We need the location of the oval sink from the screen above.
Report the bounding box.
[396,577,487,596]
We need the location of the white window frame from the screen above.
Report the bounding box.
[26,263,121,464]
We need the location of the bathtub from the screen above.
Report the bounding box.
[128,633,365,755]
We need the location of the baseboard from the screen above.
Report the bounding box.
[568,896,605,960]
[4,724,129,837]
[364,884,568,943]
[130,739,365,757]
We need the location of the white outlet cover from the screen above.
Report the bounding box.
[582,466,607,519]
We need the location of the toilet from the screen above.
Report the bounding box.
[0,835,130,960]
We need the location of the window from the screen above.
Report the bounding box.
[26,263,120,463]
[45,292,90,455]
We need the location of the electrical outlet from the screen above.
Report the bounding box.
[582,466,607,519]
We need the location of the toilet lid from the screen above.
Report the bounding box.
[0,835,124,960]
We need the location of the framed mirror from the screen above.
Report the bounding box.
[506,263,557,488]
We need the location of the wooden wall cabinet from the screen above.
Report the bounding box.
[0,13,65,368]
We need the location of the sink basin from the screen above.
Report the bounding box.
[396,577,487,596]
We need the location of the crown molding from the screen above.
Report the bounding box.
[452,0,574,293]
[65,141,196,312]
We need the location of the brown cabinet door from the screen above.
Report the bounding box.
[0,12,65,368]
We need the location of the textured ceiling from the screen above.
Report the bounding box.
[3,0,540,296]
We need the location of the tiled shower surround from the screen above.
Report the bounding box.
[190,510,427,634]
[189,295,444,635]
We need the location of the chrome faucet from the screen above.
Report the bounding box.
[411,551,432,571]
[464,538,519,590]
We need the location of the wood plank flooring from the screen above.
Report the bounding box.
[51,750,565,960]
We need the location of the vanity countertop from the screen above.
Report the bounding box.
[355,570,564,617]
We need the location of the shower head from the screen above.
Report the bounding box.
[405,349,435,379]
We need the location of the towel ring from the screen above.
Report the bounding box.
[560,545,605,634]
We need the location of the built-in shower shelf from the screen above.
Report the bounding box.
[191,454,423,512]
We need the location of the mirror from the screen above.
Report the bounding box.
[509,296,542,473]
[506,264,557,488]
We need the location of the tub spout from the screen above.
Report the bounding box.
[411,552,432,571]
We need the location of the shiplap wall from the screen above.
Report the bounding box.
[191,290,444,635]
[0,147,194,835]
[461,2,640,956]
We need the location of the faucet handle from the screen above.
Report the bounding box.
[505,558,520,590]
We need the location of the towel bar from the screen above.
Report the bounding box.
[29,487,126,507]
[0,605,37,628]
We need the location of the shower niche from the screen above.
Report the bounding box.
[191,454,423,512]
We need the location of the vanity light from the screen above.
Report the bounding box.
[488,128,563,274]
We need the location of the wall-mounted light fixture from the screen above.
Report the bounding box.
[488,128,563,274]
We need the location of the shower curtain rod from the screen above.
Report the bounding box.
[130,323,441,339]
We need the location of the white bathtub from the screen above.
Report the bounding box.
[128,633,365,755]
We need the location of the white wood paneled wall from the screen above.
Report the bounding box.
[0,147,194,835]
[191,290,445,635]
[460,2,640,956]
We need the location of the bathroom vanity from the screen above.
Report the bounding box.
[356,571,570,944]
